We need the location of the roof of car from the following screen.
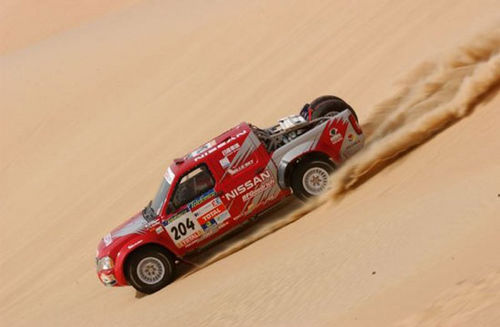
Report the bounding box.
[169,122,251,176]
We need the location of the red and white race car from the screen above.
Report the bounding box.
[96,95,364,293]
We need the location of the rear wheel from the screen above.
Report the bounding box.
[125,245,175,294]
[290,159,334,201]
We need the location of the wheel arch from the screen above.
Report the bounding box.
[283,151,335,188]
[115,240,177,285]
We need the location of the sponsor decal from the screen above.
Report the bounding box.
[201,219,230,239]
[155,226,164,234]
[193,198,230,229]
[222,143,240,157]
[329,128,343,144]
[177,230,204,248]
[228,159,254,175]
[193,198,220,220]
[191,140,216,158]
[164,167,175,184]
[343,131,363,158]
[165,209,203,247]
[219,157,230,169]
[163,208,190,226]
[345,133,362,151]
[103,233,113,246]
[224,171,272,200]
[201,219,217,231]
[163,190,230,248]
[215,213,230,224]
[194,130,248,162]
[242,179,275,202]
[188,189,216,211]
[127,239,143,249]
[197,205,223,226]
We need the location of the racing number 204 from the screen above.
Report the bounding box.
[170,218,195,240]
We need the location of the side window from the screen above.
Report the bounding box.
[171,165,215,210]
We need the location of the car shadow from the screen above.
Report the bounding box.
[134,197,303,298]
[180,197,302,272]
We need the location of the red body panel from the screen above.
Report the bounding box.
[96,111,363,287]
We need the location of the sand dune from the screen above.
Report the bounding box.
[0,0,139,54]
[397,272,500,327]
[397,271,500,326]
[1,0,500,326]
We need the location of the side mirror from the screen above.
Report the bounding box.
[166,202,176,214]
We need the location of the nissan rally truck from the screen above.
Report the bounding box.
[96,95,364,294]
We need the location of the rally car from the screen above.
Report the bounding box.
[96,95,364,293]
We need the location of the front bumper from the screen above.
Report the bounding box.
[96,256,118,287]
[98,269,117,286]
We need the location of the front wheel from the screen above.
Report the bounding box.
[125,245,175,294]
[290,160,334,201]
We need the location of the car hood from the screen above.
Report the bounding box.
[110,211,148,239]
[97,211,148,256]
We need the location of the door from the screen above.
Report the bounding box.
[163,164,231,249]
[215,139,278,222]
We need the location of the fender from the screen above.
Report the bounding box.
[271,121,330,188]
[113,234,179,286]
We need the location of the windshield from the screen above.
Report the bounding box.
[151,177,172,215]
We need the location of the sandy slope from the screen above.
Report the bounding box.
[0,0,140,54]
[1,0,499,326]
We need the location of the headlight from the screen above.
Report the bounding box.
[97,256,114,271]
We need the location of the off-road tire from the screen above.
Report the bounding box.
[125,245,175,294]
[291,159,334,201]
[310,96,358,122]
[310,95,342,110]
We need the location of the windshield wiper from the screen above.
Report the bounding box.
[142,200,157,222]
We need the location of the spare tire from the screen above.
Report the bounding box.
[310,95,342,110]
[310,97,358,122]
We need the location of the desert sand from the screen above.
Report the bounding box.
[1,0,499,326]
